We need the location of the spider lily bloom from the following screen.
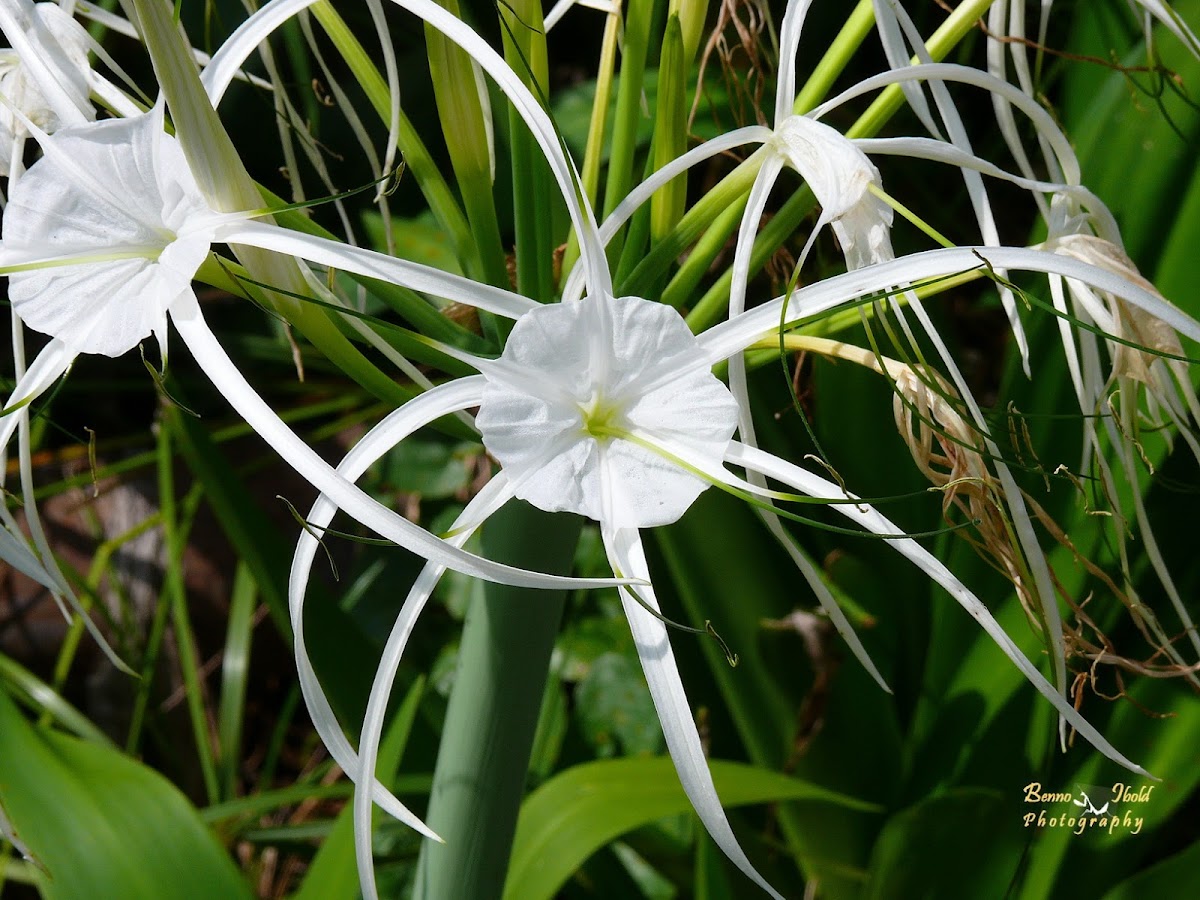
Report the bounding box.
[192,1,789,895]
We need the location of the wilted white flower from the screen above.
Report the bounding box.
[1038,218,1200,677]
[0,0,93,174]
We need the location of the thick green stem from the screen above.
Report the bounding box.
[413,501,581,900]
[501,0,556,303]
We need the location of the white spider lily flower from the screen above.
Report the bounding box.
[0,104,635,600]
[206,0,776,894]
[294,301,782,900]
[196,2,775,894]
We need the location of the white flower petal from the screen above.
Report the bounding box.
[353,473,515,900]
[0,337,73,451]
[218,221,537,321]
[773,0,816,123]
[770,115,893,269]
[812,62,1081,186]
[698,245,1200,366]
[602,524,784,900]
[287,377,490,832]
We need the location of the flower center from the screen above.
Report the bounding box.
[580,392,625,442]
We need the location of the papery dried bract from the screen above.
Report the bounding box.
[1050,233,1189,386]
[0,0,93,171]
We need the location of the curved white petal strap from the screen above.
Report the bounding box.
[619,420,891,690]
[722,154,889,691]
[203,0,611,300]
[728,440,1149,776]
[561,129,773,304]
[854,136,1096,203]
[218,221,536,320]
[1138,0,1200,57]
[353,473,515,900]
[0,337,135,673]
[201,0,313,102]
[870,0,941,139]
[68,0,272,90]
[171,294,627,590]
[698,245,1200,366]
[1046,274,1088,408]
[773,0,816,125]
[885,273,1073,741]
[875,3,1031,372]
[986,1,1057,216]
[812,62,1081,187]
[729,158,785,326]
[601,524,784,900]
[288,376,488,832]
[364,0,403,197]
[0,339,74,450]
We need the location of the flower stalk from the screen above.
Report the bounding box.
[413,502,582,900]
